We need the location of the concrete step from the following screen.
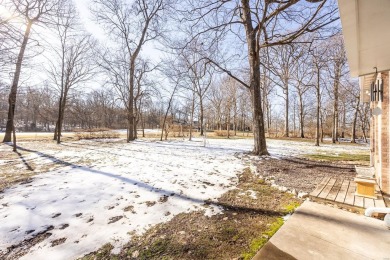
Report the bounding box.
[253,201,390,260]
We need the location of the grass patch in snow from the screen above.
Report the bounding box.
[304,153,370,164]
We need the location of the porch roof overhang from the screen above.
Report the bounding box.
[338,0,390,77]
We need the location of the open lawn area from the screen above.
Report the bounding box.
[0,136,369,259]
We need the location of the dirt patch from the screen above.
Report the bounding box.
[159,195,169,203]
[51,237,67,247]
[145,201,156,207]
[1,225,54,259]
[59,224,69,230]
[123,205,136,213]
[257,157,356,193]
[80,168,300,260]
[108,216,123,224]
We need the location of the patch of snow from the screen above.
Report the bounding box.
[282,213,292,221]
[0,139,248,259]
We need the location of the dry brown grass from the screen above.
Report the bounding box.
[74,129,120,140]
[80,168,300,260]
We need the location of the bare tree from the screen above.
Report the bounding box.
[310,39,329,146]
[291,46,314,138]
[133,59,158,139]
[92,0,168,142]
[160,83,179,141]
[208,83,223,131]
[0,3,21,76]
[270,44,299,137]
[47,3,95,143]
[179,44,214,136]
[358,103,370,143]
[326,35,347,143]
[2,0,64,143]
[348,81,360,143]
[178,0,339,155]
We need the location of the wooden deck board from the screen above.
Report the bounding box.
[354,195,364,208]
[344,181,356,206]
[310,177,388,211]
[335,179,349,203]
[364,198,375,208]
[310,177,330,197]
[326,179,342,201]
[318,178,336,199]
[375,197,386,208]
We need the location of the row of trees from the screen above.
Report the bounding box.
[1,0,369,155]
[0,56,369,142]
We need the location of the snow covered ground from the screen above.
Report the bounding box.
[0,139,249,259]
[0,138,369,259]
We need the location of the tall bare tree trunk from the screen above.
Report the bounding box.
[128,61,136,142]
[57,100,67,144]
[227,107,230,139]
[241,0,268,155]
[141,111,145,137]
[199,97,204,136]
[189,91,195,141]
[351,96,360,143]
[298,94,305,138]
[3,21,33,142]
[293,99,296,137]
[341,103,346,138]
[267,102,271,133]
[315,66,320,146]
[161,85,177,141]
[284,81,289,137]
[234,102,237,136]
[332,71,340,143]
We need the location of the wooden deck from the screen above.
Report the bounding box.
[309,177,387,212]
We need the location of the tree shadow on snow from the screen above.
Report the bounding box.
[10,144,284,218]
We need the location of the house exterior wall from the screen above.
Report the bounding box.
[371,71,390,194]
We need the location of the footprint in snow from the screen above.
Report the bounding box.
[158,195,169,203]
[59,224,69,230]
[145,201,156,207]
[10,227,19,232]
[51,237,67,247]
[25,229,35,234]
[108,216,123,224]
[52,213,61,218]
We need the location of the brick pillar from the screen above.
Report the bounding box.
[381,72,389,194]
